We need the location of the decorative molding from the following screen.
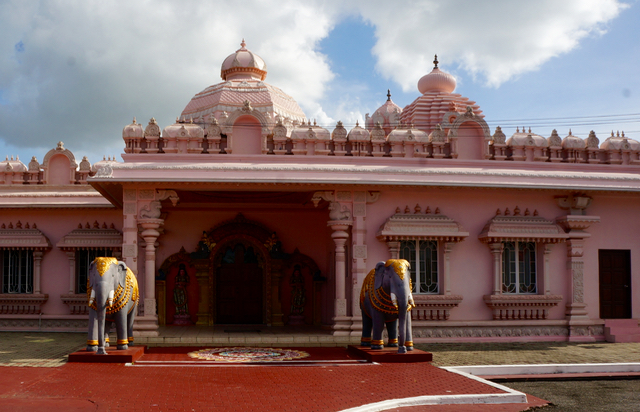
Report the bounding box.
[483,294,563,320]
[0,224,51,249]
[0,294,48,314]
[479,211,568,243]
[60,294,89,315]
[377,209,468,242]
[56,223,122,250]
[411,294,463,321]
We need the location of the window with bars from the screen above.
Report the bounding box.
[1,250,34,294]
[502,241,537,294]
[399,240,438,294]
[76,249,112,294]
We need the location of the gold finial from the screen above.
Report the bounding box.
[387,89,391,101]
[433,54,439,68]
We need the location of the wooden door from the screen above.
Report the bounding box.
[599,250,631,319]
[216,243,263,324]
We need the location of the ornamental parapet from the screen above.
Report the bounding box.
[483,294,563,320]
[411,294,463,321]
[0,294,48,314]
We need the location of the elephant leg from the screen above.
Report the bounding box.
[386,319,398,347]
[396,310,408,354]
[96,308,107,355]
[360,310,372,347]
[371,312,384,350]
[405,314,414,351]
[86,310,99,352]
[127,302,137,346]
[115,311,129,350]
[104,320,112,347]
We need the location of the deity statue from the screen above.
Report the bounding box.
[289,265,306,325]
[173,264,191,325]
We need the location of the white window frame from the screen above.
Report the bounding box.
[501,240,537,294]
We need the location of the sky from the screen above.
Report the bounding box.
[1,0,639,165]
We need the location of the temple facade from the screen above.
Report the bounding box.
[1,41,639,342]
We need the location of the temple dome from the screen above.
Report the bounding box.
[400,56,483,134]
[180,40,306,125]
[506,127,547,147]
[220,39,267,81]
[366,90,402,136]
[418,56,457,94]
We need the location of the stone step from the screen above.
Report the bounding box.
[604,319,640,343]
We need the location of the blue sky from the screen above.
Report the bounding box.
[0,0,638,164]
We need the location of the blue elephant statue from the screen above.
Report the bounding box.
[360,259,415,354]
[86,257,139,354]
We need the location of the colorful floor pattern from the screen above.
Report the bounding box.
[187,347,310,362]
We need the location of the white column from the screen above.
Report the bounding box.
[329,220,352,336]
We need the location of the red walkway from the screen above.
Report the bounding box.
[0,347,548,411]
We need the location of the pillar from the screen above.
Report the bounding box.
[65,251,76,294]
[489,242,503,295]
[329,220,352,335]
[138,218,164,319]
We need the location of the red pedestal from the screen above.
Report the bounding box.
[347,345,432,363]
[68,346,146,363]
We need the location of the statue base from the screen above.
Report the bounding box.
[173,313,193,325]
[347,345,432,363]
[68,346,145,363]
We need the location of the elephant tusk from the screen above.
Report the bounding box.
[390,292,398,308]
[89,289,96,306]
[107,290,115,307]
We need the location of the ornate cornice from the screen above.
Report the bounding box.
[377,210,468,242]
[56,223,122,250]
[0,223,51,249]
[479,212,568,243]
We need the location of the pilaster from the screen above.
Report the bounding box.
[328,219,352,336]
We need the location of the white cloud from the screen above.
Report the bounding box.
[0,0,630,162]
[359,0,627,89]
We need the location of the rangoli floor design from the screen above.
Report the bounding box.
[187,347,310,362]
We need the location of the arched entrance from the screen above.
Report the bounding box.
[213,239,266,324]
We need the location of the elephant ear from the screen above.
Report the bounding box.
[373,261,386,290]
[117,261,129,288]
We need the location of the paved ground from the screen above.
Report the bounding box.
[1,332,640,411]
[3,332,640,368]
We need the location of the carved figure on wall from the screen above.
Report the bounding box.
[360,259,415,354]
[139,200,161,219]
[290,265,306,314]
[86,257,139,354]
[191,231,215,259]
[173,263,191,325]
[328,202,351,221]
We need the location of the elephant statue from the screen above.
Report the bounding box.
[86,257,139,354]
[360,259,416,354]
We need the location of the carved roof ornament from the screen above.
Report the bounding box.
[492,126,506,145]
[370,122,386,141]
[387,89,392,101]
[242,100,253,112]
[0,223,51,249]
[429,124,447,143]
[332,121,347,141]
[585,130,599,148]
[433,54,439,69]
[478,210,567,243]
[79,156,91,171]
[548,129,562,147]
[144,118,161,137]
[56,224,123,250]
[28,156,40,171]
[377,207,469,242]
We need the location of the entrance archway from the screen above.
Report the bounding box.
[214,239,266,324]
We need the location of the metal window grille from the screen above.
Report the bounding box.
[502,241,536,294]
[399,240,438,294]
[76,249,112,294]
[1,250,34,294]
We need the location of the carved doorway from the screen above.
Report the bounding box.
[213,239,267,324]
[599,249,631,319]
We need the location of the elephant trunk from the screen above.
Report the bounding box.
[95,287,110,355]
